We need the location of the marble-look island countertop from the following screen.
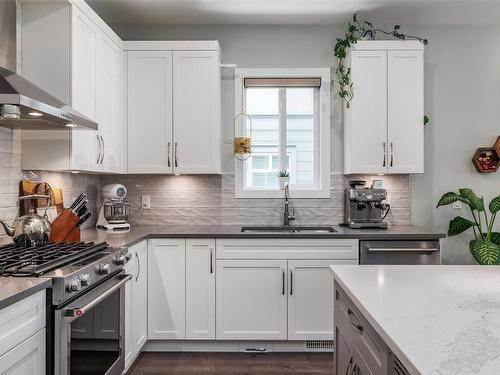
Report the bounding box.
[330,265,500,375]
[80,225,445,248]
[0,277,52,310]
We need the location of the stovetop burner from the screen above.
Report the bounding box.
[0,242,109,277]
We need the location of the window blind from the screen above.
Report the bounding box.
[244,77,321,88]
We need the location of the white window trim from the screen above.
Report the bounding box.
[235,68,331,199]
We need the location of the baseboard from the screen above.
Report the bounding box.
[142,340,333,353]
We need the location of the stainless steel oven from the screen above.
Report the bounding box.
[54,271,131,375]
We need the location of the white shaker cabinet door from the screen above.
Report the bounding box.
[147,239,186,339]
[71,6,99,171]
[186,239,216,340]
[344,50,387,174]
[127,51,173,173]
[216,260,287,340]
[172,50,221,174]
[124,274,133,370]
[131,241,148,352]
[387,50,424,174]
[0,329,45,375]
[96,34,123,173]
[287,259,357,340]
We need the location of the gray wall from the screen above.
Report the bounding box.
[115,23,500,264]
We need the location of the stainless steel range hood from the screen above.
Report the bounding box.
[0,67,98,130]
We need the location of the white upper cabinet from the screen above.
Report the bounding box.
[172,51,221,174]
[343,41,424,174]
[127,51,173,173]
[20,0,125,173]
[387,50,424,173]
[126,41,221,174]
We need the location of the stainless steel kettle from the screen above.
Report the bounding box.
[0,195,52,246]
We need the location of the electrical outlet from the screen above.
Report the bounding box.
[141,195,151,209]
[452,201,462,209]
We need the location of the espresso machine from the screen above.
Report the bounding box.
[344,181,391,229]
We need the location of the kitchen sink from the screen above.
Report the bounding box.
[240,226,337,233]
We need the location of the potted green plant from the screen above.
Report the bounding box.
[277,170,290,190]
[437,188,500,264]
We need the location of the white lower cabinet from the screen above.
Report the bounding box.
[216,260,288,340]
[287,260,357,340]
[148,239,186,339]
[186,239,216,340]
[0,328,45,375]
[125,240,148,371]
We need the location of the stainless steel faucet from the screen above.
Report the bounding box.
[283,182,295,226]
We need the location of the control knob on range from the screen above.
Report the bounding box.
[66,279,81,293]
[96,263,110,275]
[79,274,91,286]
[114,254,127,265]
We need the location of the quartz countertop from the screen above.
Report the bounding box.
[0,277,52,310]
[81,225,445,248]
[330,265,500,375]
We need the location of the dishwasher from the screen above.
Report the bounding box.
[359,240,441,265]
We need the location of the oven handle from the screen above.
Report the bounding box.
[367,247,438,253]
[64,274,132,318]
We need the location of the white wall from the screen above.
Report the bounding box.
[408,25,500,264]
[116,23,500,264]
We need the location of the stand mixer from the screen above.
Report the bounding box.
[96,184,131,231]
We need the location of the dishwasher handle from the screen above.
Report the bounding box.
[367,247,438,253]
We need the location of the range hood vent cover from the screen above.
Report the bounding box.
[0,67,97,130]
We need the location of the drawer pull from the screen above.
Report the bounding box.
[367,247,438,253]
[348,308,363,334]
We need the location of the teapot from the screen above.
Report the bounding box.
[0,195,52,246]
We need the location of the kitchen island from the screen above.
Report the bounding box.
[330,265,500,375]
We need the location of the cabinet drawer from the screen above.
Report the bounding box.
[216,239,359,260]
[0,291,46,358]
[335,285,388,375]
[0,328,45,375]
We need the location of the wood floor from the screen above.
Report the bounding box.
[127,352,334,375]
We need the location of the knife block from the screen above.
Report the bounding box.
[50,208,80,243]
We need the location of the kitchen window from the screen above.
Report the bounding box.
[235,68,330,198]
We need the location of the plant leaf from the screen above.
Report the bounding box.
[469,240,500,265]
[448,216,477,236]
[489,232,500,245]
[490,196,500,214]
[459,188,484,211]
[436,192,462,208]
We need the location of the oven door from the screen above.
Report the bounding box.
[54,271,132,375]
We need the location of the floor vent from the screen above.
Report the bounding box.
[305,340,333,351]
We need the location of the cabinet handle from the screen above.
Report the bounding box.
[282,269,285,295]
[167,142,171,167]
[390,142,394,167]
[96,134,101,164]
[382,142,386,167]
[347,308,363,334]
[174,142,179,167]
[100,135,105,164]
[289,267,294,295]
[209,246,214,274]
[135,252,140,282]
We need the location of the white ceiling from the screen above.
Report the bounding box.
[86,0,500,26]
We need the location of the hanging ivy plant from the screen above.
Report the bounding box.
[335,13,428,111]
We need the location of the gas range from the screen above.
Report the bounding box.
[0,241,130,305]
